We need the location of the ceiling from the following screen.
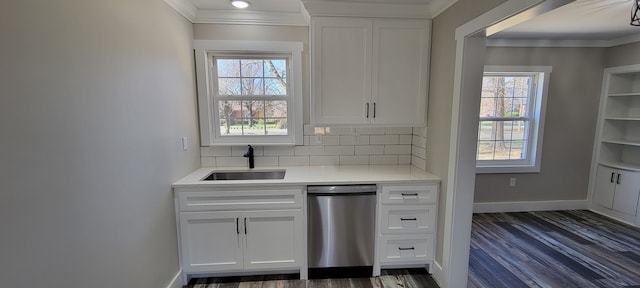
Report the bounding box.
[165,0,640,46]
[165,0,458,25]
[489,0,640,46]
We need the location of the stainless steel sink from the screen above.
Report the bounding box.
[202,170,286,181]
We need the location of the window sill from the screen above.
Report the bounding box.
[476,165,540,174]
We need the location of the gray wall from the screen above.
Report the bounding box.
[475,47,606,203]
[0,1,199,287]
[427,0,506,266]
[605,42,640,68]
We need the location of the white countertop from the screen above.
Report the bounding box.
[172,165,440,188]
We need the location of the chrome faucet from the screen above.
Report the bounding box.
[243,145,255,169]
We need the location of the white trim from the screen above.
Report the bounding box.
[162,0,197,22]
[166,270,183,288]
[302,0,431,18]
[473,200,589,213]
[486,34,640,48]
[430,260,444,287]
[476,65,552,174]
[193,40,304,146]
[194,10,309,26]
[441,1,546,287]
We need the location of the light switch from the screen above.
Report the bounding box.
[182,137,188,151]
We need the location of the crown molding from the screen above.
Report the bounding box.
[429,0,458,17]
[486,33,640,48]
[302,0,432,19]
[162,0,197,22]
[194,9,309,26]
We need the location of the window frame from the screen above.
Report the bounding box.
[476,65,552,174]
[194,40,303,146]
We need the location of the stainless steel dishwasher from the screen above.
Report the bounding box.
[307,185,376,269]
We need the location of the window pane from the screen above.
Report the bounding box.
[265,100,287,118]
[218,100,242,135]
[480,75,532,119]
[217,59,240,77]
[242,78,264,95]
[240,60,263,77]
[265,78,287,95]
[218,78,241,95]
[266,118,287,135]
[264,60,287,78]
[476,120,529,160]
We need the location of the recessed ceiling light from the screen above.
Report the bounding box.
[231,0,250,9]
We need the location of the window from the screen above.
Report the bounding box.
[476,66,551,173]
[194,40,303,146]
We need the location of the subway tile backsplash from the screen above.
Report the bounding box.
[201,126,427,168]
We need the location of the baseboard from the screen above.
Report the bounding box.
[473,200,589,213]
[430,260,444,287]
[167,270,182,288]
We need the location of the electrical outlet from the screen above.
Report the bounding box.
[509,177,517,187]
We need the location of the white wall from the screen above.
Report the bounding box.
[0,0,199,287]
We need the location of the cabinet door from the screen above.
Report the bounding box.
[612,170,640,215]
[179,212,243,272]
[242,210,301,270]
[372,19,429,126]
[312,17,372,125]
[593,165,617,209]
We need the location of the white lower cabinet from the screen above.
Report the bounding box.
[243,210,300,270]
[593,165,640,219]
[375,183,439,275]
[378,234,433,263]
[180,211,243,272]
[175,187,304,284]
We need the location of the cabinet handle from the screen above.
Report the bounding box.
[401,193,419,197]
[398,247,415,251]
[236,218,239,234]
[244,218,247,235]
[617,173,621,185]
[610,172,615,183]
[400,218,417,221]
[373,103,376,118]
[366,103,370,118]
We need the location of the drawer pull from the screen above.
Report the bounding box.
[400,217,417,221]
[401,193,419,197]
[398,247,415,251]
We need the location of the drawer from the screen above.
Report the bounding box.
[178,189,303,212]
[379,205,436,235]
[380,184,438,205]
[378,234,433,264]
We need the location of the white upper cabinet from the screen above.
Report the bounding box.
[311,17,430,126]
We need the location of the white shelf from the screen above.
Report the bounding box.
[602,138,640,147]
[604,117,640,121]
[599,161,640,172]
[608,92,640,97]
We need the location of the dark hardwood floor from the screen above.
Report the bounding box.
[184,268,439,288]
[469,210,640,288]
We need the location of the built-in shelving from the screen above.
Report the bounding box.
[589,64,640,227]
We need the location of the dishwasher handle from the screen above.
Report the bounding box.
[308,184,377,195]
